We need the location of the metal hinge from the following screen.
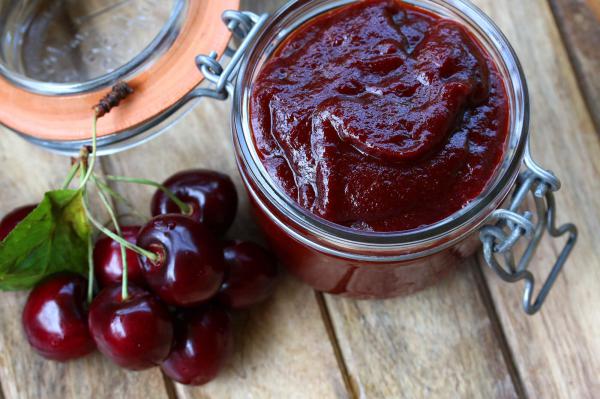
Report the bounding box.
[479,144,577,315]
[191,10,269,101]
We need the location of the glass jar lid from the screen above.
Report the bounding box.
[0,0,239,146]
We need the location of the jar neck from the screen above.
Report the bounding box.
[240,159,518,261]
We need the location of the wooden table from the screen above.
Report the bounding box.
[0,0,598,398]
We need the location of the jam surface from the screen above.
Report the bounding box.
[250,0,509,232]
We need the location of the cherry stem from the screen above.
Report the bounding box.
[76,120,157,263]
[78,83,134,302]
[62,162,80,189]
[93,176,147,221]
[83,201,158,263]
[105,175,192,215]
[79,157,96,303]
[87,233,94,303]
[78,115,98,189]
[94,177,129,300]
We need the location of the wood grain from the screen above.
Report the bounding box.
[100,99,348,399]
[473,0,600,397]
[325,260,519,399]
[0,132,171,399]
[549,0,600,131]
[241,0,283,14]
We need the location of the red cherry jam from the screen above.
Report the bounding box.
[250,0,509,232]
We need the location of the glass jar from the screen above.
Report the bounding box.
[227,0,577,313]
[0,0,577,314]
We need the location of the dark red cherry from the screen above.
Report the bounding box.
[93,226,145,288]
[88,285,173,370]
[218,241,278,309]
[137,214,225,307]
[22,273,95,361]
[0,204,36,241]
[161,305,233,385]
[150,169,238,235]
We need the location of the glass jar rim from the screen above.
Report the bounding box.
[232,0,530,251]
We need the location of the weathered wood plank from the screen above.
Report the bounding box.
[325,261,519,399]
[549,0,600,131]
[474,0,600,397]
[0,132,171,399]
[241,0,282,14]
[100,99,348,399]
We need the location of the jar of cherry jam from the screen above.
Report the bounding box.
[227,0,577,314]
[0,0,577,314]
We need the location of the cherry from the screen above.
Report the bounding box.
[88,284,173,370]
[137,214,225,307]
[150,169,238,235]
[0,204,36,241]
[218,241,278,309]
[93,226,145,288]
[161,304,233,385]
[22,273,95,361]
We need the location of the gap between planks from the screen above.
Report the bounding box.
[316,265,524,399]
[314,292,357,399]
[471,258,527,399]
[161,370,179,399]
[547,0,600,134]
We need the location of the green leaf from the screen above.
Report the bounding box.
[0,189,91,290]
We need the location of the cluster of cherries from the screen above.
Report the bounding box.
[2,170,278,385]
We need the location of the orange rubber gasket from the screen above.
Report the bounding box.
[0,0,239,141]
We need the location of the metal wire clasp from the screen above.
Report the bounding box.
[192,10,269,101]
[479,145,577,315]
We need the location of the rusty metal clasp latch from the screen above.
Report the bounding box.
[479,144,577,315]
